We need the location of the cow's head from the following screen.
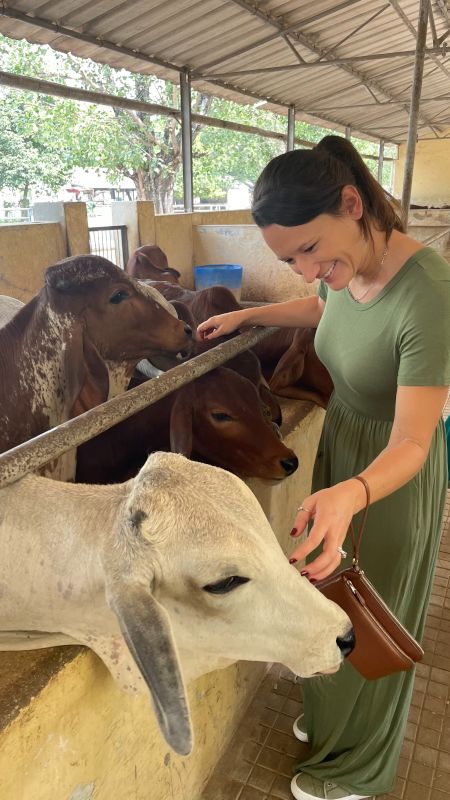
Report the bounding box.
[126,245,181,284]
[45,256,193,362]
[104,453,353,755]
[169,368,298,480]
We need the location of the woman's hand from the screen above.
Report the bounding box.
[197,310,247,340]
[289,479,367,581]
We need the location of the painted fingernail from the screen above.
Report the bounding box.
[289,557,298,565]
[300,570,309,577]
[309,578,317,584]
[290,527,298,537]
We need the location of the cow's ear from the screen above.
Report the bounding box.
[169,386,194,457]
[64,326,109,417]
[108,580,193,756]
[259,384,282,426]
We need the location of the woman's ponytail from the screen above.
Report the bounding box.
[315,136,404,236]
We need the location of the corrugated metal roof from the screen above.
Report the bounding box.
[0,0,449,144]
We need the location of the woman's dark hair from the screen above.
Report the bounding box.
[251,135,404,238]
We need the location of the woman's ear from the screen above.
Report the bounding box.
[341,185,363,219]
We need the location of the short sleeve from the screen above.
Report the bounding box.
[318,280,328,302]
[397,277,450,386]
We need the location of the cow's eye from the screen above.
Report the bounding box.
[109,290,130,304]
[203,576,250,594]
[211,411,233,422]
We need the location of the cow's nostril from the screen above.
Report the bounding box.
[280,455,299,475]
[336,628,356,658]
[184,325,193,337]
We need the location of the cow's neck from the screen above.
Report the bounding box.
[0,476,125,628]
[105,360,134,398]
[0,296,75,455]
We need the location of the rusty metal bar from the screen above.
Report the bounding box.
[0,326,277,489]
[401,0,430,228]
[423,226,450,246]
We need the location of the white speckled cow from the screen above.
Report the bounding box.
[0,453,353,755]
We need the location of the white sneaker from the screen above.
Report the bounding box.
[291,772,371,800]
[293,713,309,742]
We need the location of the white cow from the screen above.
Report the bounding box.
[0,452,353,756]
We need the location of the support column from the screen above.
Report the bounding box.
[377,139,385,185]
[287,105,295,151]
[180,70,193,213]
[401,0,429,229]
[345,126,352,140]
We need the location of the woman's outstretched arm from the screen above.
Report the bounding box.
[197,295,325,339]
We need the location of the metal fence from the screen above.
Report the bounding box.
[0,327,276,488]
[88,225,129,268]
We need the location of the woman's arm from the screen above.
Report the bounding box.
[197,295,325,340]
[290,385,449,581]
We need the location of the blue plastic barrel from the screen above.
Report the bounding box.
[194,264,243,300]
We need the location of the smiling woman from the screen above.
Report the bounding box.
[197,135,450,800]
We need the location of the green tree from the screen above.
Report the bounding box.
[0,40,80,205]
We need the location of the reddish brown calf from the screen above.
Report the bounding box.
[125,245,181,283]
[76,367,298,484]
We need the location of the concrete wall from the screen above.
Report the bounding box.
[153,209,253,289]
[0,401,324,800]
[407,208,450,259]
[0,202,90,301]
[394,135,450,208]
[193,224,316,302]
[0,223,66,301]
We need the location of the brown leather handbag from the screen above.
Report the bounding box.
[316,475,424,680]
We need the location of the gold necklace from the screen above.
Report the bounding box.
[347,245,389,303]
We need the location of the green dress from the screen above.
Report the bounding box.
[299,248,450,796]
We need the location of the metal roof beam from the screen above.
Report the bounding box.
[309,5,390,65]
[428,2,439,46]
[195,0,367,72]
[205,49,447,78]
[201,0,441,133]
[388,0,450,79]
[281,35,306,64]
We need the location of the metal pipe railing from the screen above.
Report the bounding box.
[0,326,277,489]
[423,226,450,246]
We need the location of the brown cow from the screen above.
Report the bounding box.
[0,255,193,478]
[142,281,333,407]
[125,245,181,283]
[76,366,299,484]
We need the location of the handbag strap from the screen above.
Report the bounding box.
[350,475,371,567]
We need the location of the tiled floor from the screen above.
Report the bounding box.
[202,422,450,800]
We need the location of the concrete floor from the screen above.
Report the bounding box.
[202,416,450,800]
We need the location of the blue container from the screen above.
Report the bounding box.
[194,263,243,300]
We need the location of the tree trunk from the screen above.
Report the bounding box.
[19,183,29,208]
[132,165,179,214]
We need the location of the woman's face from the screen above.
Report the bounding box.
[261,209,369,290]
